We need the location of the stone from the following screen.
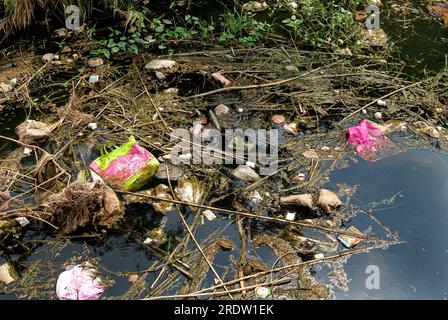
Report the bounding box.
[145,59,177,70]
[215,104,229,116]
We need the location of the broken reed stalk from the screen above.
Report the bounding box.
[117,190,390,243]
[164,165,234,300]
[339,80,424,123]
[187,62,338,99]
[145,278,291,300]
[151,242,397,300]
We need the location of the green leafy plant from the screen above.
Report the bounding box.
[218,10,271,45]
[90,26,150,58]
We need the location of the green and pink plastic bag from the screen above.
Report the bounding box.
[89,136,160,191]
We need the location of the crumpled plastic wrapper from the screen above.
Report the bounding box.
[89,136,160,191]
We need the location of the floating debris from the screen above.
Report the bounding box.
[56,264,104,300]
[215,104,229,116]
[338,226,363,248]
[145,59,177,70]
[0,262,18,285]
[285,212,296,221]
[89,136,160,191]
[87,122,98,130]
[202,209,217,221]
[16,120,59,145]
[280,194,314,209]
[377,99,387,107]
[216,238,236,250]
[317,189,343,213]
[88,75,99,84]
[174,176,205,204]
[88,57,104,68]
[255,286,271,298]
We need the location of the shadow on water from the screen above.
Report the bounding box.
[316,149,448,299]
[382,0,448,77]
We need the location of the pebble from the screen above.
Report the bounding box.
[232,165,261,182]
[88,57,104,68]
[155,163,185,181]
[87,123,98,131]
[145,59,177,70]
[271,114,286,124]
[215,104,229,116]
[290,172,306,182]
[283,122,298,135]
[377,99,387,106]
[155,71,166,80]
[42,53,59,62]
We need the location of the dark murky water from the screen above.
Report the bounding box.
[318,149,448,299]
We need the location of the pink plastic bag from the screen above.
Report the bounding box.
[56,265,104,300]
[346,119,395,161]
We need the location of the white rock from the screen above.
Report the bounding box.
[254,286,271,298]
[314,253,325,259]
[0,262,18,285]
[15,217,30,227]
[23,147,32,157]
[87,123,98,131]
[88,57,104,68]
[145,59,177,70]
[249,190,263,204]
[202,210,217,221]
[215,104,229,116]
[285,212,296,221]
[155,71,166,80]
[232,165,261,182]
[377,99,387,106]
[289,2,298,9]
[42,53,59,62]
[375,112,383,120]
[237,107,244,113]
[88,75,99,84]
